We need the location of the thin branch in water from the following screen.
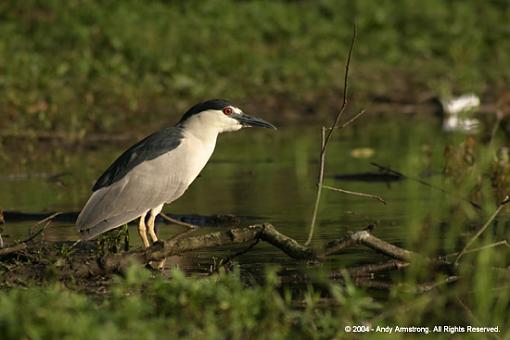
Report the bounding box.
[370,162,482,210]
[2,212,60,251]
[33,212,61,227]
[445,240,509,259]
[306,25,357,246]
[455,197,509,265]
[416,275,459,293]
[322,25,357,153]
[210,239,260,274]
[25,212,60,243]
[340,109,367,129]
[306,126,326,246]
[322,184,386,205]
[346,259,408,277]
[0,242,27,257]
[160,212,199,229]
[318,228,419,261]
[326,109,368,131]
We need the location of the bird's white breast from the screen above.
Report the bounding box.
[176,130,217,185]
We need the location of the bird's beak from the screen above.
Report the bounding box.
[233,113,277,129]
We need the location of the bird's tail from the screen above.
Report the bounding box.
[78,211,142,240]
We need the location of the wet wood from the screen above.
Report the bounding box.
[1,223,459,283]
[0,243,27,256]
[71,224,316,277]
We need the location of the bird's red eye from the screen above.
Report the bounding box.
[223,107,233,115]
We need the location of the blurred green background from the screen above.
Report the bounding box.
[1,1,510,338]
[1,0,509,134]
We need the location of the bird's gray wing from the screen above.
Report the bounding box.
[77,154,188,239]
[93,126,184,191]
[77,127,187,239]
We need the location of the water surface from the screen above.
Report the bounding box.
[1,116,462,272]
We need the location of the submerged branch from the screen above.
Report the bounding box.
[1,222,465,285]
[319,228,417,261]
[322,185,386,204]
[455,198,509,265]
[0,243,27,257]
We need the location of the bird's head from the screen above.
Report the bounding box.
[177,99,276,133]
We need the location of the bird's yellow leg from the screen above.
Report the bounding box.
[148,205,165,269]
[147,205,163,243]
[138,211,150,248]
[147,215,158,244]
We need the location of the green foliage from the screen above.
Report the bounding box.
[1,1,509,133]
[0,266,379,339]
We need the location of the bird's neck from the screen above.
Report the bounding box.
[180,122,220,146]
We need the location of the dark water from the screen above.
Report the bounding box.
[0,116,455,272]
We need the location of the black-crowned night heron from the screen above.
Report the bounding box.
[76,99,276,248]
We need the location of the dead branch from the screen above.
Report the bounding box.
[455,198,509,265]
[0,213,58,257]
[306,26,384,245]
[1,223,460,284]
[445,240,510,259]
[307,126,327,245]
[322,185,386,204]
[160,212,198,229]
[0,243,27,257]
[319,229,418,261]
[306,27,357,246]
[370,162,482,209]
[71,224,317,277]
[68,224,426,278]
[346,260,409,277]
[416,276,459,293]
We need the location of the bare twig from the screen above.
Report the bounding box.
[370,162,482,209]
[445,240,509,259]
[160,212,198,229]
[32,212,61,227]
[23,212,60,244]
[0,243,27,257]
[307,127,326,245]
[0,213,59,256]
[346,259,409,277]
[416,275,459,293]
[322,184,386,204]
[455,198,509,265]
[306,25,357,246]
[319,229,418,261]
[322,25,357,152]
[339,109,367,129]
[211,239,261,273]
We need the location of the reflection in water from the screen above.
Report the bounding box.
[0,117,451,270]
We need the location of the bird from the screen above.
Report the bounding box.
[76,99,276,248]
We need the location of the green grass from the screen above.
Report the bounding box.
[1,0,509,134]
[0,266,379,340]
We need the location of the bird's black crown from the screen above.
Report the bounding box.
[178,99,232,124]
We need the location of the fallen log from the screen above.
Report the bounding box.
[1,223,460,283]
